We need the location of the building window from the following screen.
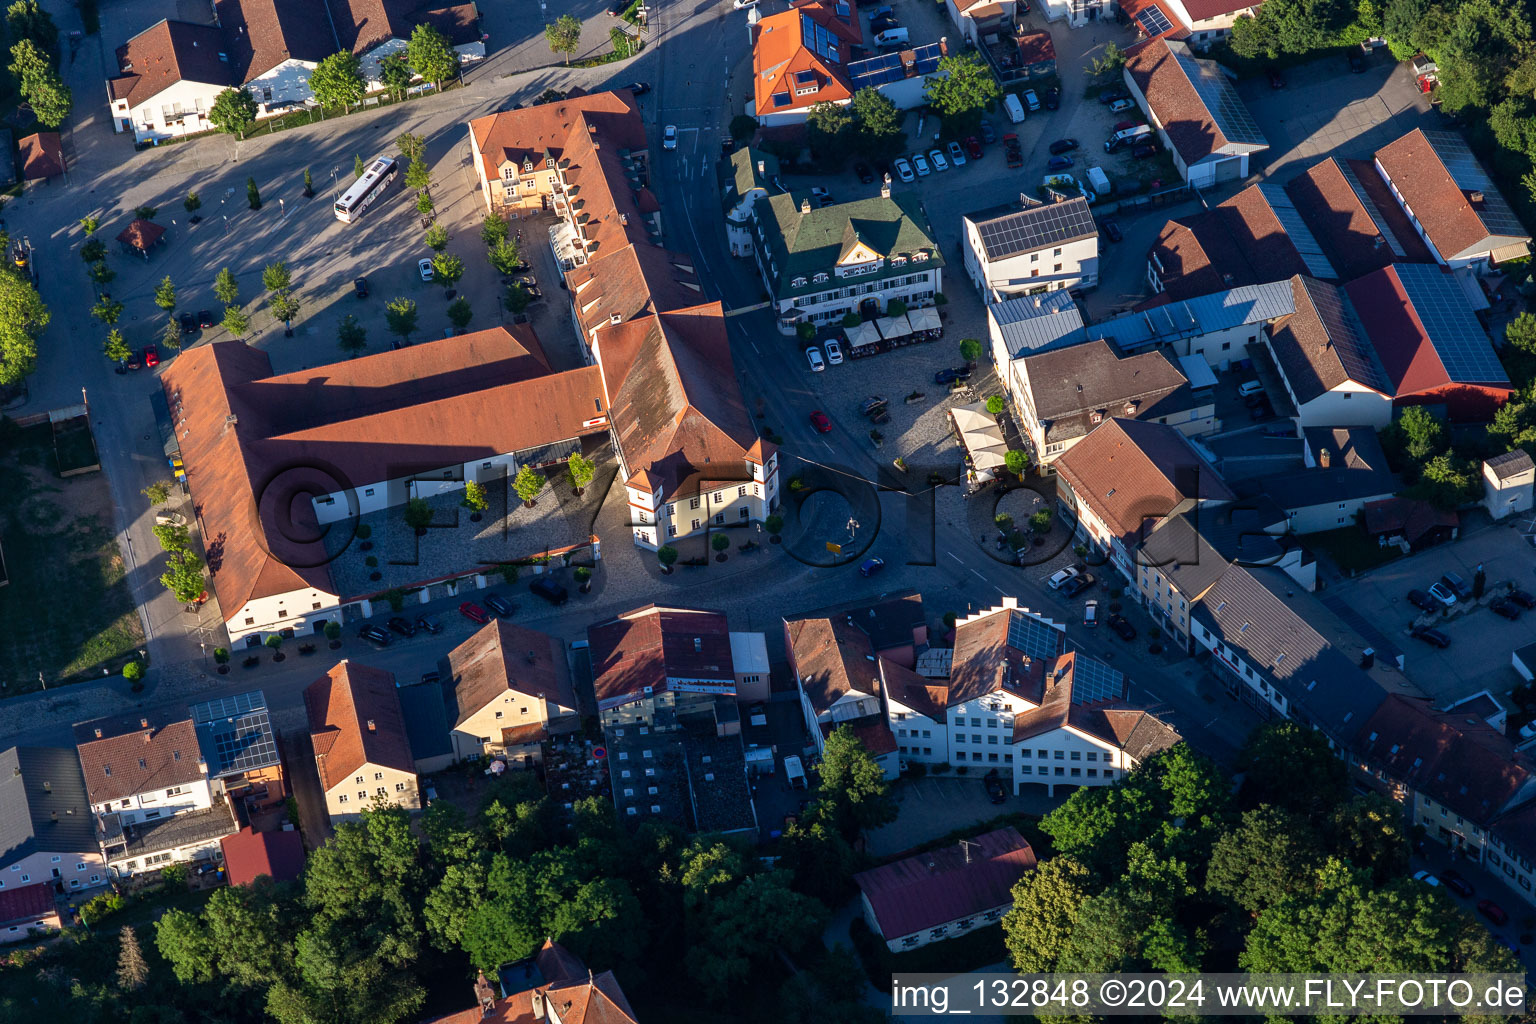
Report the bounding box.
[1071,767,1081,777]
[714,513,725,525]
[357,791,366,800]
[1070,751,1080,761]
[339,795,348,803]
[396,782,406,792]
[739,507,749,519]
[1054,767,1064,776]
[690,497,700,509]
[1054,750,1064,760]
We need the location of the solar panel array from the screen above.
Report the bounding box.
[801,13,841,63]
[912,42,944,75]
[1335,159,1407,258]
[1068,654,1125,704]
[190,690,279,778]
[1137,6,1173,36]
[1005,610,1067,660]
[1423,130,1525,238]
[1171,44,1267,147]
[1392,263,1510,384]
[794,68,818,84]
[974,197,1096,259]
[1302,279,1392,393]
[1259,183,1337,279]
[847,42,942,88]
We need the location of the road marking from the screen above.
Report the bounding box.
[725,302,770,316]
[822,439,834,454]
[970,568,986,581]
[947,552,964,564]
[1143,690,1163,703]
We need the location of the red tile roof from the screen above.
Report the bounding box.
[1015,29,1055,66]
[587,605,734,707]
[117,219,166,252]
[1126,39,1252,167]
[304,661,415,792]
[468,92,645,191]
[1374,129,1516,262]
[785,615,880,712]
[752,1,862,116]
[215,0,335,79]
[1151,185,1312,299]
[108,20,234,108]
[1343,265,1465,395]
[220,825,306,885]
[950,609,1048,707]
[1362,497,1458,545]
[0,881,54,925]
[854,827,1036,938]
[74,712,204,806]
[1285,158,1429,279]
[16,132,63,180]
[446,619,576,725]
[425,941,638,1024]
[879,657,948,720]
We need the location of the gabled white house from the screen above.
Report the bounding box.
[1124,39,1268,189]
[962,195,1098,301]
[1262,275,1394,428]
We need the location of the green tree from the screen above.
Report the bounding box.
[355,153,366,179]
[208,87,258,139]
[88,260,115,288]
[271,290,301,327]
[0,266,49,384]
[806,100,857,165]
[303,166,314,196]
[222,304,250,338]
[142,480,173,504]
[80,215,98,236]
[91,295,124,326]
[566,451,596,494]
[102,327,130,364]
[657,545,679,571]
[1412,451,1476,508]
[247,176,262,209]
[816,725,897,840]
[430,251,465,289]
[1235,721,1349,814]
[153,275,176,312]
[488,238,523,275]
[1087,40,1127,77]
[424,222,450,251]
[1206,806,1325,913]
[417,191,435,217]
[382,53,413,98]
[395,131,427,163]
[153,522,191,551]
[308,50,366,111]
[1029,507,1053,533]
[850,86,904,159]
[1004,449,1029,476]
[405,156,432,193]
[685,869,828,1000]
[545,14,583,65]
[776,813,857,906]
[404,497,433,530]
[385,297,418,345]
[504,282,533,313]
[1229,0,1358,60]
[461,479,489,513]
[134,203,158,221]
[481,211,508,247]
[9,38,70,127]
[1003,857,1093,971]
[986,394,1007,416]
[6,1,58,65]
[730,113,758,141]
[337,313,368,356]
[262,260,291,294]
[610,25,635,58]
[959,337,983,362]
[513,464,544,506]
[159,316,182,351]
[923,53,1000,135]
[116,924,149,991]
[80,238,106,263]
[184,191,201,213]
[447,296,473,331]
[160,549,205,602]
[214,267,240,306]
[406,22,457,87]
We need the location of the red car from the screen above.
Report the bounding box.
[964,135,983,159]
[142,345,159,368]
[1478,899,1509,926]
[1114,120,1138,132]
[458,601,490,624]
[809,410,832,433]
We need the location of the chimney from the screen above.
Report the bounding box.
[140,718,148,729]
[800,197,811,213]
[693,637,703,652]
[367,719,376,732]
[1469,190,1484,204]
[531,991,546,1021]
[1319,447,1331,469]
[757,159,765,173]
[926,858,937,872]
[1033,295,1042,308]
[93,728,102,739]
[474,971,496,1015]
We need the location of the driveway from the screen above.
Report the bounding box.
[866,775,1061,856]
[282,728,334,850]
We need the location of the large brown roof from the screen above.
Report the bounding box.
[304,661,415,791]
[468,93,645,187]
[446,619,576,726]
[108,20,235,108]
[1053,418,1234,543]
[854,827,1036,939]
[1151,186,1311,300]
[879,657,947,720]
[73,712,204,806]
[1284,158,1430,279]
[1265,275,1391,404]
[1020,339,1189,443]
[427,941,638,1024]
[326,0,415,53]
[1374,129,1522,261]
[949,610,1047,707]
[785,616,880,712]
[568,244,704,339]
[587,605,734,707]
[215,0,334,80]
[1126,39,1258,167]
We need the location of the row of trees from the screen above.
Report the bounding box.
[7,0,70,128]
[1002,723,1519,977]
[0,222,49,385]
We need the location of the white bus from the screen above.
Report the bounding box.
[334,156,399,223]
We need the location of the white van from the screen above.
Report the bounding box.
[1238,380,1264,397]
[1105,124,1153,152]
[874,27,909,46]
[1003,92,1026,124]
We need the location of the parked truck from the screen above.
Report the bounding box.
[784,755,807,790]
[1086,166,1111,198]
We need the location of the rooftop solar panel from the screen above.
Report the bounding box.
[794,68,818,84]
[972,197,1097,259]
[1137,6,1173,36]
[1066,654,1125,704]
[1005,610,1067,660]
[1259,183,1336,279]
[1334,159,1407,258]
[190,690,280,778]
[1423,130,1526,239]
[1302,279,1391,393]
[1392,263,1510,384]
[1170,42,1267,148]
[848,51,904,87]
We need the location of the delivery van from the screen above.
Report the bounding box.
[1105,124,1154,152]
[1003,92,1026,124]
[873,27,909,46]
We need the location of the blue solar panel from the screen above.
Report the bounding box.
[1005,610,1066,660]
[912,41,943,74]
[1423,130,1525,239]
[1170,40,1266,147]
[1392,263,1509,384]
[795,68,818,84]
[1259,183,1336,279]
[848,51,904,87]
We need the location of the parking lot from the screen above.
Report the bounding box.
[1322,524,1536,709]
[866,774,1062,856]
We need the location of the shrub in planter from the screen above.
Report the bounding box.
[995,513,1013,531]
[324,621,341,641]
[365,555,379,568]
[1109,587,1123,599]
[265,635,285,661]
[213,647,230,664]
[765,514,784,538]
[370,571,383,581]
[575,566,593,593]
[1074,543,1088,557]
[927,471,945,486]
[298,642,316,655]
[1148,643,1163,655]
[122,661,144,689]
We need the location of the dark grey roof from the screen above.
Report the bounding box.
[0,747,96,867]
[1118,712,1183,761]
[1196,430,1305,482]
[1140,500,1289,600]
[1248,427,1400,510]
[684,726,756,834]
[101,802,237,861]
[397,682,453,765]
[1486,449,1535,480]
[1193,565,1386,745]
[190,690,279,779]
[965,195,1096,260]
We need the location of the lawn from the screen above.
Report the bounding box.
[0,419,142,692]
[1306,526,1403,575]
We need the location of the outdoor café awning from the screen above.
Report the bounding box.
[844,321,881,349]
[951,401,1010,470]
[875,313,912,339]
[907,307,941,332]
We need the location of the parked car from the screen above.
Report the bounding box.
[180,311,198,334]
[962,136,982,161]
[859,557,885,577]
[824,339,844,364]
[1113,119,1139,132]
[1131,143,1160,158]
[870,15,899,32]
[1412,869,1441,887]
[663,124,677,149]
[1109,614,1137,641]
[933,366,971,384]
[418,258,435,281]
[386,616,416,637]
[1102,218,1123,243]
[1059,573,1095,598]
[1267,66,1286,88]
[980,120,997,144]
[859,395,889,417]
[1410,625,1451,648]
[913,153,932,176]
[627,81,651,96]
[1441,571,1470,600]
[416,615,443,634]
[893,156,915,182]
[983,768,1007,804]
[1440,870,1474,897]
[1047,567,1081,589]
[483,593,515,618]
[806,347,826,372]
[854,162,874,183]
[947,140,966,166]
[1083,599,1098,627]
[1049,137,1079,154]
[1047,155,1074,171]
[458,601,490,624]
[809,410,833,433]
[197,309,215,328]
[142,345,159,368]
[1477,899,1509,926]
[1109,98,1136,113]
[1045,85,1060,109]
[353,276,369,298]
[1100,88,1131,105]
[1492,598,1522,620]
[1407,589,1437,612]
[1003,134,1023,168]
[358,624,391,648]
[530,577,569,606]
[1427,582,1457,606]
[1511,589,1536,609]
[1247,399,1272,421]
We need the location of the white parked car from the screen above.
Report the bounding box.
[1412,870,1440,887]
[417,258,434,281]
[806,346,826,372]
[824,339,844,364]
[947,140,966,166]
[893,156,915,182]
[663,124,677,150]
[733,0,760,7]
[1047,567,1081,590]
[1428,582,1458,607]
[913,153,931,176]
[929,149,949,172]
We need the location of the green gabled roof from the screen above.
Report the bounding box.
[730,147,781,201]
[753,190,943,300]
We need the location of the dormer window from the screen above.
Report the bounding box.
[813,272,829,283]
[890,255,907,267]
[791,275,808,287]
[912,251,929,262]
[522,158,534,172]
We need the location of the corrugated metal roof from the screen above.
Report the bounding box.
[990,291,1087,356]
[1089,280,1294,351]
